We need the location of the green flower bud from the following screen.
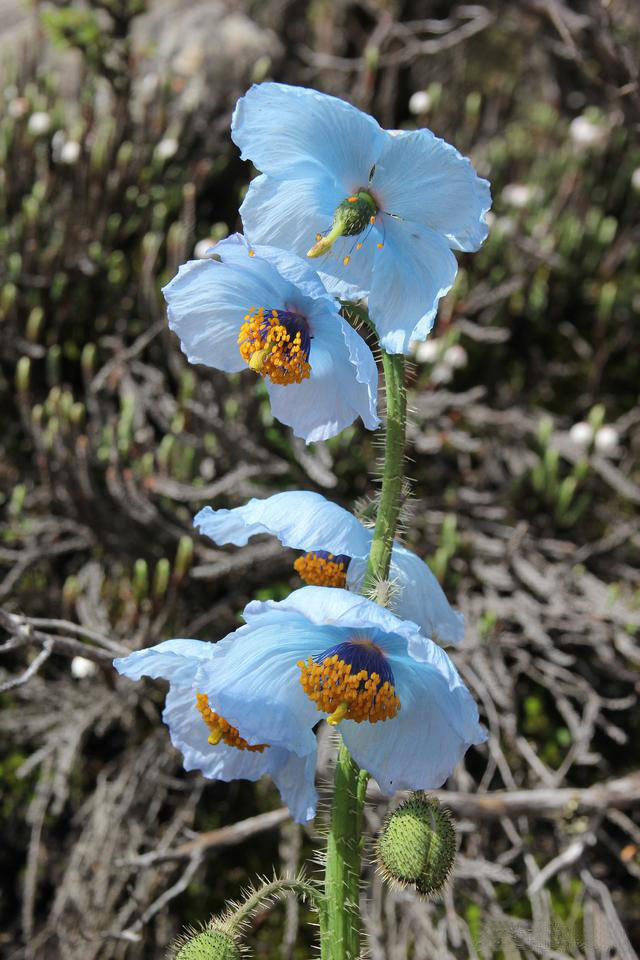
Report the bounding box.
[173,928,242,960]
[376,793,456,897]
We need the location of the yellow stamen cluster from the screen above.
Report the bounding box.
[293,552,348,588]
[195,693,268,752]
[238,307,311,385]
[297,655,401,725]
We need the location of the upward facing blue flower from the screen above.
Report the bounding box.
[163,233,379,443]
[232,83,491,354]
[194,490,464,647]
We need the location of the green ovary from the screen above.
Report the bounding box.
[307,190,377,258]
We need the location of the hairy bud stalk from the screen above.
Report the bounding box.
[363,350,407,589]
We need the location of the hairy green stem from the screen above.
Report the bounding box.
[324,743,369,960]
[363,349,407,587]
[323,334,408,960]
[224,877,325,935]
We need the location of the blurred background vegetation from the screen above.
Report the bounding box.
[1,1,639,958]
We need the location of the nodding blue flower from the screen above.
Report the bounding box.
[191,587,486,796]
[232,83,491,355]
[194,491,464,647]
[162,232,379,443]
[113,638,317,823]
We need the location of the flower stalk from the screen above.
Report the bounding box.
[223,877,325,934]
[324,320,407,959]
[323,743,370,960]
[363,348,407,589]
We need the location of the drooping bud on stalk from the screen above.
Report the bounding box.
[307,190,377,258]
[376,793,456,897]
[172,927,242,960]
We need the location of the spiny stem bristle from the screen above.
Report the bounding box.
[364,575,401,610]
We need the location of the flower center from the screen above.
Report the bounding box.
[196,693,268,752]
[297,636,400,726]
[293,550,351,588]
[307,190,378,259]
[238,307,311,385]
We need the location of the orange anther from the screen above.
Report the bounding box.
[196,693,268,752]
[298,656,400,725]
[294,552,348,588]
[238,307,311,386]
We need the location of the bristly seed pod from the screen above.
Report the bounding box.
[376,792,456,897]
[172,927,242,960]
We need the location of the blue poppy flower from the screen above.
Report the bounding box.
[194,491,464,647]
[232,82,491,354]
[113,637,317,823]
[162,233,379,443]
[193,587,486,796]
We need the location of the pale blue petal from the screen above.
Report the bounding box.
[114,638,213,685]
[339,314,380,430]
[214,233,322,307]
[211,232,294,294]
[317,271,369,303]
[194,491,371,557]
[265,306,379,442]
[162,683,215,760]
[251,242,337,304]
[347,544,465,647]
[163,685,317,823]
[341,648,486,794]
[232,82,387,188]
[371,130,491,252]
[369,218,458,354]
[268,748,318,823]
[195,619,340,756]
[308,228,382,298]
[210,231,253,261]
[390,545,465,647]
[162,256,286,372]
[244,586,422,646]
[240,173,340,260]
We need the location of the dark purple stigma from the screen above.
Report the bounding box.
[316,637,395,688]
[314,550,351,569]
[260,309,312,357]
